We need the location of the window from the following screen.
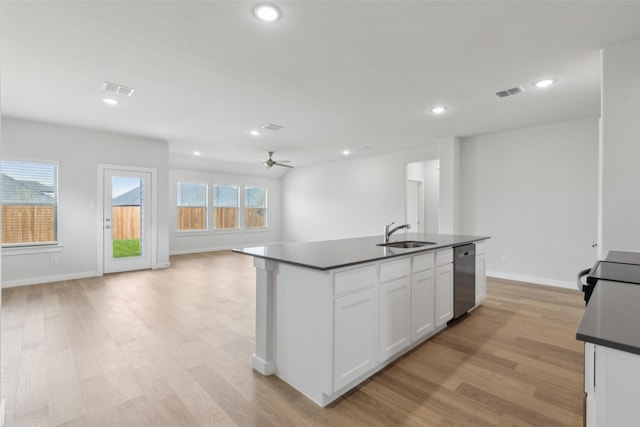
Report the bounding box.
[213,185,239,229]
[177,182,207,230]
[2,160,59,246]
[244,186,267,228]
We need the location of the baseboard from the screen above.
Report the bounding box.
[1,270,100,288]
[170,241,285,256]
[0,398,6,426]
[487,270,578,290]
[170,246,236,255]
[152,262,171,269]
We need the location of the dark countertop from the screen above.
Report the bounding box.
[233,233,489,271]
[604,250,640,264]
[577,279,640,356]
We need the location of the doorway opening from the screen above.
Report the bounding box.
[406,160,440,234]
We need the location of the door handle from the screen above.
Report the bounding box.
[105,225,112,229]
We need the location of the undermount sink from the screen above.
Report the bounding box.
[377,241,436,249]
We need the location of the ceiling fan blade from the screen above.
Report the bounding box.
[274,162,294,168]
[277,159,291,163]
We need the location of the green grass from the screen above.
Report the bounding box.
[113,239,141,258]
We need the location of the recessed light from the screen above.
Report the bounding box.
[431,106,447,114]
[342,150,350,156]
[250,130,260,136]
[533,79,556,89]
[193,151,201,156]
[254,4,281,22]
[102,98,119,105]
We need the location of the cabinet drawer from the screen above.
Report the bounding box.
[436,248,453,266]
[412,252,434,273]
[379,258,411,283]
[334,264,377,297]
[475,241,486,255]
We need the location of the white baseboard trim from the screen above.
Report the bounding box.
[170,241,285,256]
[487,270,578,290]
[2,270,100,288]
[170,246,236,255]
[152,262,171,269]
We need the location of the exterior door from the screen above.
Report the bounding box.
[103,169,152,273]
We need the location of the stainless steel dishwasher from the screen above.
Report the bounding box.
[453,244,476,319]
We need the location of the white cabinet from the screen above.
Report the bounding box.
[333,287,378,392]
[475,242,487,305]
[435,249,454,327]
[411,252,435,341]
[378,258,411,362]
[266,243,485,406]
[379,276,411,361]
[584,343,640,427]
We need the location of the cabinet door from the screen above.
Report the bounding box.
[379,277,411,361]
[333,288,378,392]
[475,253,486,305]
[435,263,453,327]
[412,269,435,341]
[593,344,640,427]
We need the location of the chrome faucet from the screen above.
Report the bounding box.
[384,222,410,243]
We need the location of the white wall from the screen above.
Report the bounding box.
[282,146,439,242]
[405,161,425,232]
[1,117,170,286]
[460,117,598,288]
[169,168,282,254]
[439,137,461,234]
[424,160,440,234]
[600,37,640,254]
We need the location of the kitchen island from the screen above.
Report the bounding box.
[577,255,640,426]
[234,233,489,406]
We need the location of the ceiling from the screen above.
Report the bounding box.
[3,1,640,177]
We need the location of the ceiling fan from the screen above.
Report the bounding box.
[262,151,293,169]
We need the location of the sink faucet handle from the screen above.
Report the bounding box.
[386,221,395,228]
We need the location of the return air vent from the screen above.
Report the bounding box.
[261,123,283,131]
[103,81,136,97]
[495,85,526,98]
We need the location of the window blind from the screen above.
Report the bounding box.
[1,160,59,246]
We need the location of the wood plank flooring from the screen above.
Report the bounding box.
[1,251,586,426]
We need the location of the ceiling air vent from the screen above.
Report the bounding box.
[103,81,136,97]
[495,85,526,98]
[261,123,283,131]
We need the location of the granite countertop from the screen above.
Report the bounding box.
[233,232,489,271]
[577,279,640,356]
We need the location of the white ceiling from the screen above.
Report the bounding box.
[3,1,640,177]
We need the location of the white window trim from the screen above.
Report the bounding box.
[1,157,61,248]
[174,182,270,233]
[243,186,268,230]
[176,181,209,231]
[212,184,240,231]
[2,244,63,256]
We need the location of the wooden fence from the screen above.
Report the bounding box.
[112,206,140,240]
[177,207,206,230]
[177,207,266,230]
[2,205,55,244]
[214,207,238,229]
[245,208,266,228]
[2,204,266,245]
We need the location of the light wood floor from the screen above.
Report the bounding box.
[1,251,585,426]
